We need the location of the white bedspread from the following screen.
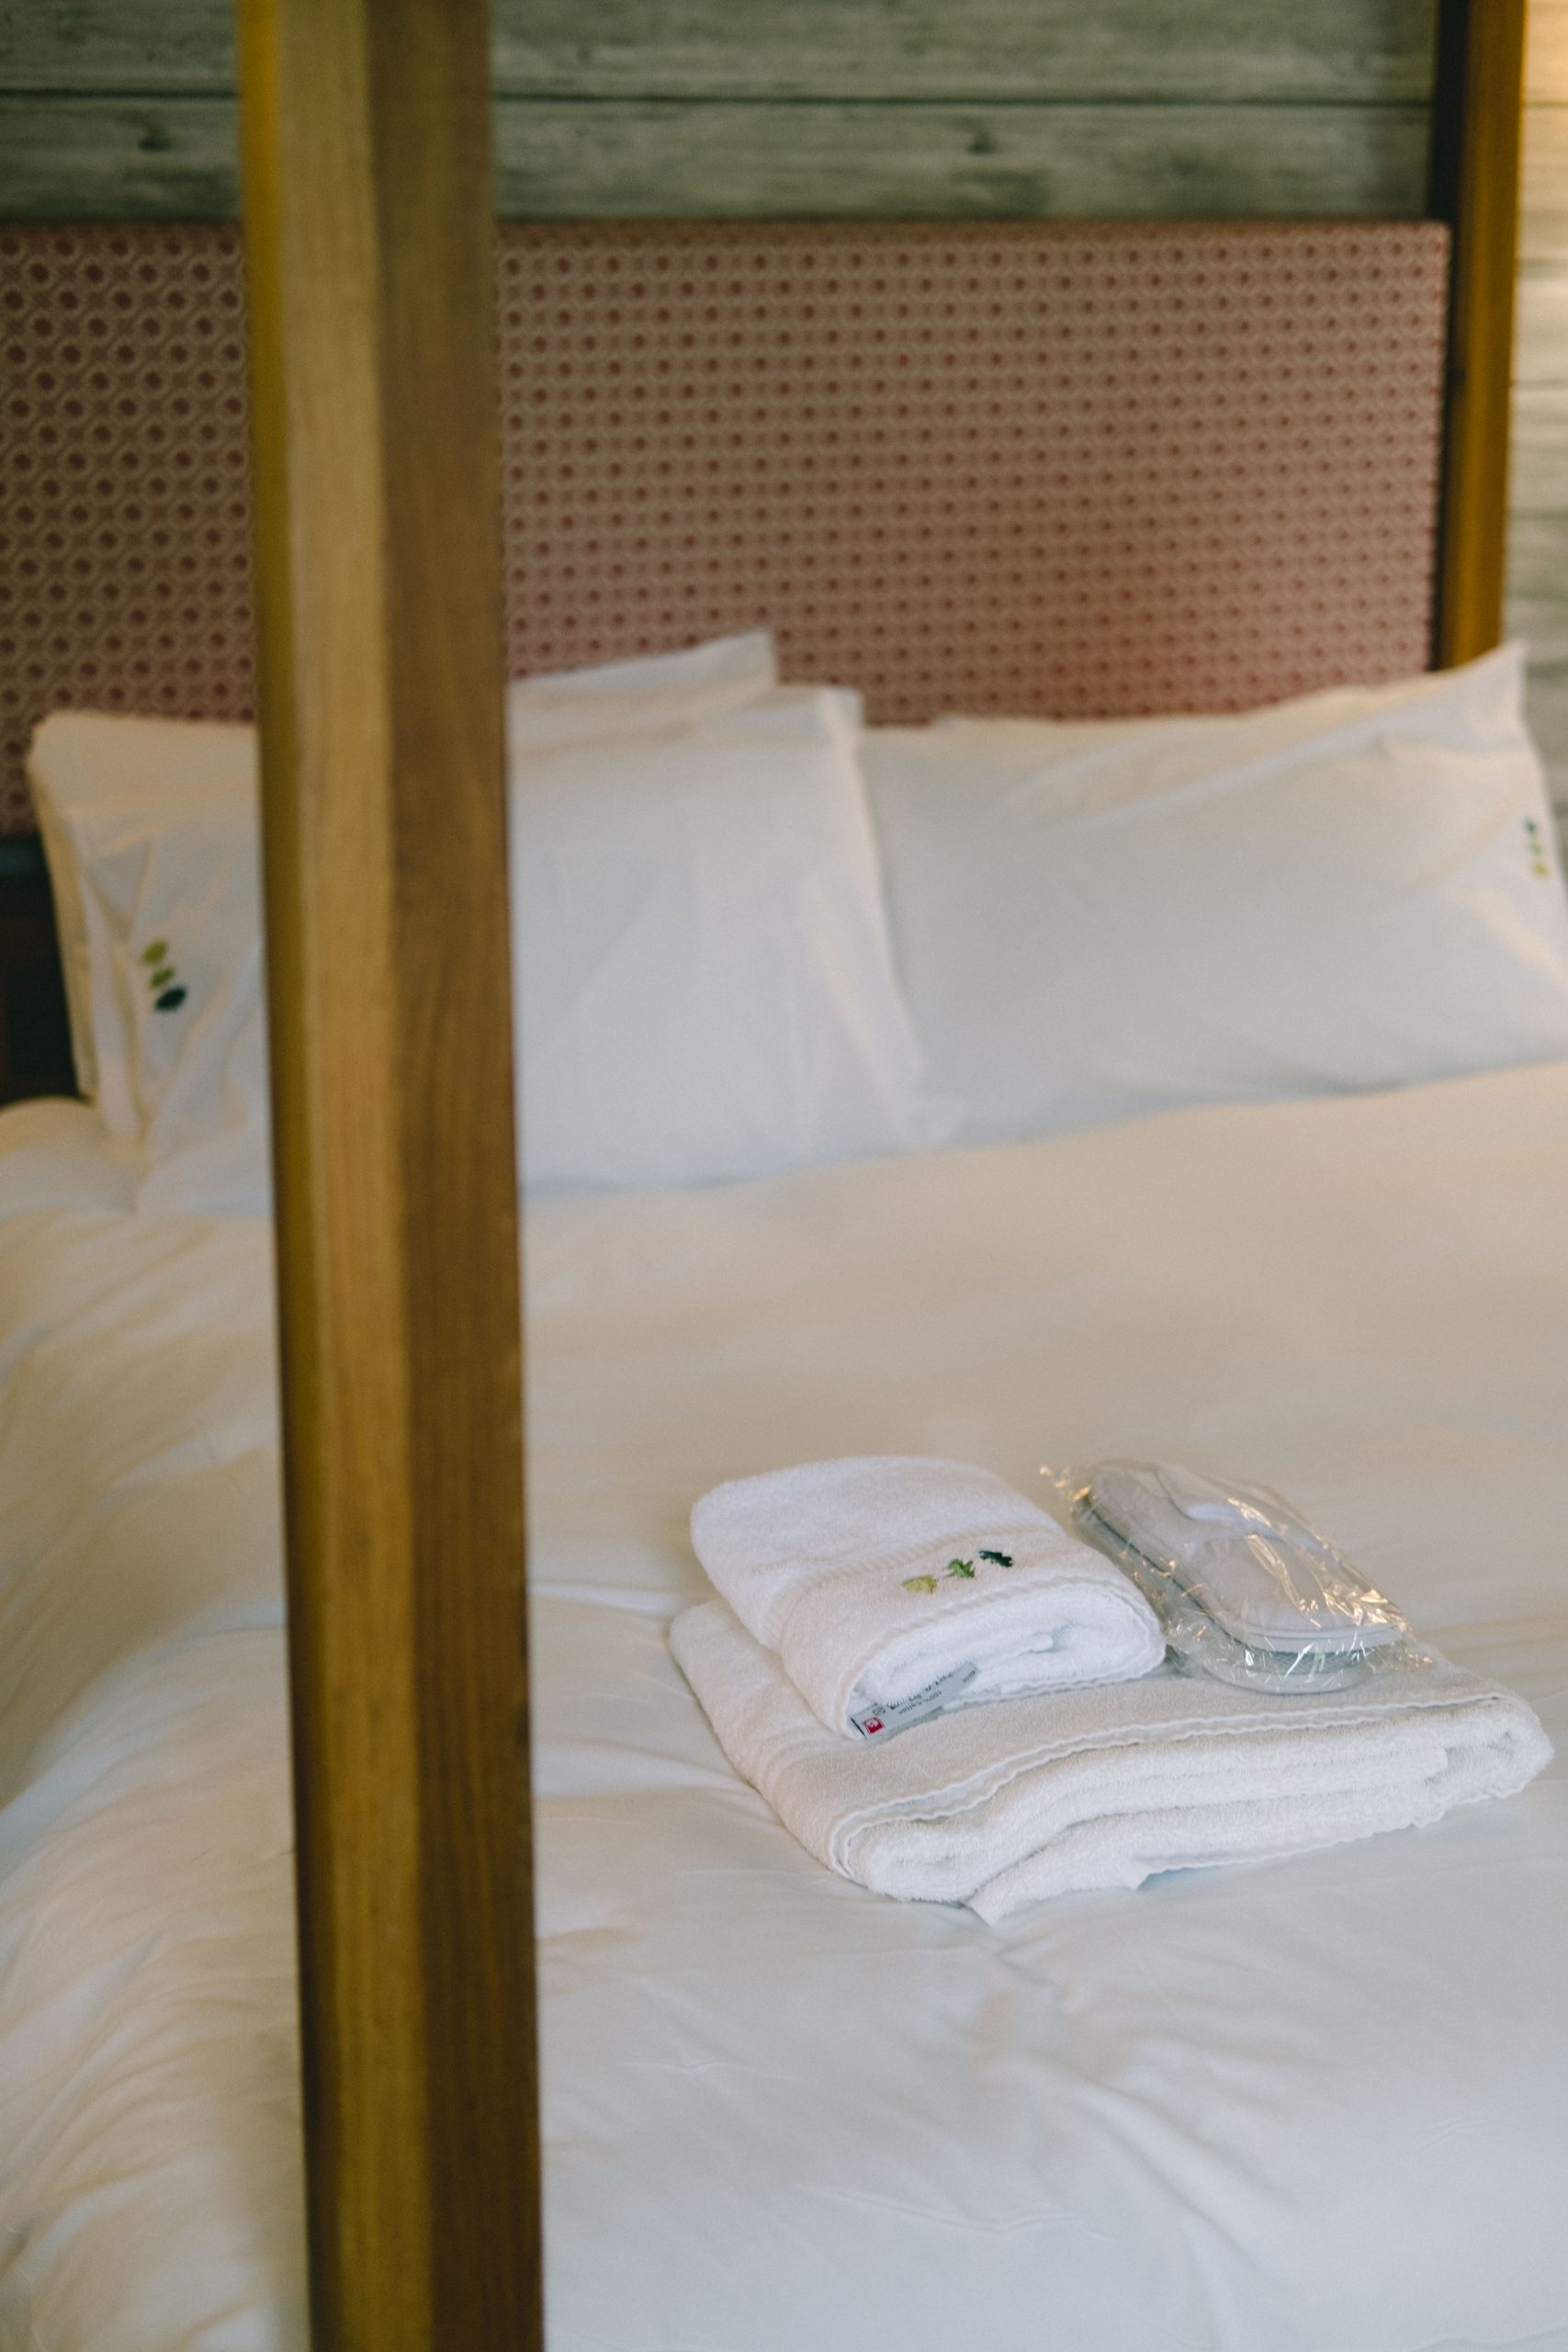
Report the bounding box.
[1,1072,1566,2351]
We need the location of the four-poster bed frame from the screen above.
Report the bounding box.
[29,0,1513,2341]
[239,3,538,2343]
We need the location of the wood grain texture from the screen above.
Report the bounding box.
[0,0,232,90]
[237,0,540,2345]
[0,0,1438,220]
[0,93,1433,221]
[1429,0,1528,666]
[492,0,1439,99]
[0,0,1438,100]
[0,96,239,216]
[491,98,1431,220]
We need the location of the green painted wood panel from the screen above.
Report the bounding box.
[0,0,228,91]
[497,0,1437,101]
[0,96,236,217]
[0,0,1437,102]
[0,94,1433,223]
[492,98,1430,221]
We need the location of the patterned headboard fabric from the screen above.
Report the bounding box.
[0,219,1450,834]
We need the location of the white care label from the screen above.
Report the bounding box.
[848,1661,978,1742]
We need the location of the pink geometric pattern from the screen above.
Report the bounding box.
[0,228,253,833]
[0,220,1450,834]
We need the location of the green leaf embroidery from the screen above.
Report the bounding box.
[150,965,175,989]
[945,1558,976,1579]
[141,939,169,967]
[977,1548,1013,1566]
[901,1574,939,1594]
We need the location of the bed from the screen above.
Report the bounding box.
[1,1060,1566,2348]
[0,0,1556,2344]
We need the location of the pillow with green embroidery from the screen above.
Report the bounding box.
[28,636,779,1165]
[25,631,945,1205]
[112,797,266,1215]
[29,713,257,1143]
[26,715,268,1214]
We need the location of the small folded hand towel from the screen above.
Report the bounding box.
[670,1599,1552,1920]
[689,1455,1166,1740]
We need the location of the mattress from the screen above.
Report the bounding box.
[0,1069,1565,2351]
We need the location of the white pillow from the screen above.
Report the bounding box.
[28,714,258,1146]
[78,781,269,1218]
[28,636,940,1205]
[510,684,942,1192]
[507,628,777,752]
[29,634,779,1132]
[861,645,1568,1146]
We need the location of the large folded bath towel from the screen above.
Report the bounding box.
[670,1600,1552,1919]
[689,1456,1166,1739]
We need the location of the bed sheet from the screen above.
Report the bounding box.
[0,1069,1565,2351]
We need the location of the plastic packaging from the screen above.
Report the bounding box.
[1045,1459,1428,1694]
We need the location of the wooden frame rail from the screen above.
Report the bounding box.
[237,0,541,2345]
[1430,0,1529,666]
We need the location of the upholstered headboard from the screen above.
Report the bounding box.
[0,219,1450,832]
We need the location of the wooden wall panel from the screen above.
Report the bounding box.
[0,96,239,216]
[0,0,1437,220]
[1,0,1438,100]
[0,93,1432,222]
[0,0,232,89]
[497,0,1437,99]
[1510,0,1568,818]
[491,101,1430,222]
[1429,0,1527,666]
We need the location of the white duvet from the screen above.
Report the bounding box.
[0,1069,1566,2351]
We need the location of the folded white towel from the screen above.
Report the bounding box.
[689,1455,1166,1739]
[670,1599,1552,1919]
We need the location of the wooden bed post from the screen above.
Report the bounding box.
[236,3,542,2346]
[1429,0,1529,666]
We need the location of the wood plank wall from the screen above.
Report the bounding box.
[0,2,1442,220]
[1,0,1562,819]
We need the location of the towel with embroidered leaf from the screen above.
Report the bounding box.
[687,1455,1166,1742]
